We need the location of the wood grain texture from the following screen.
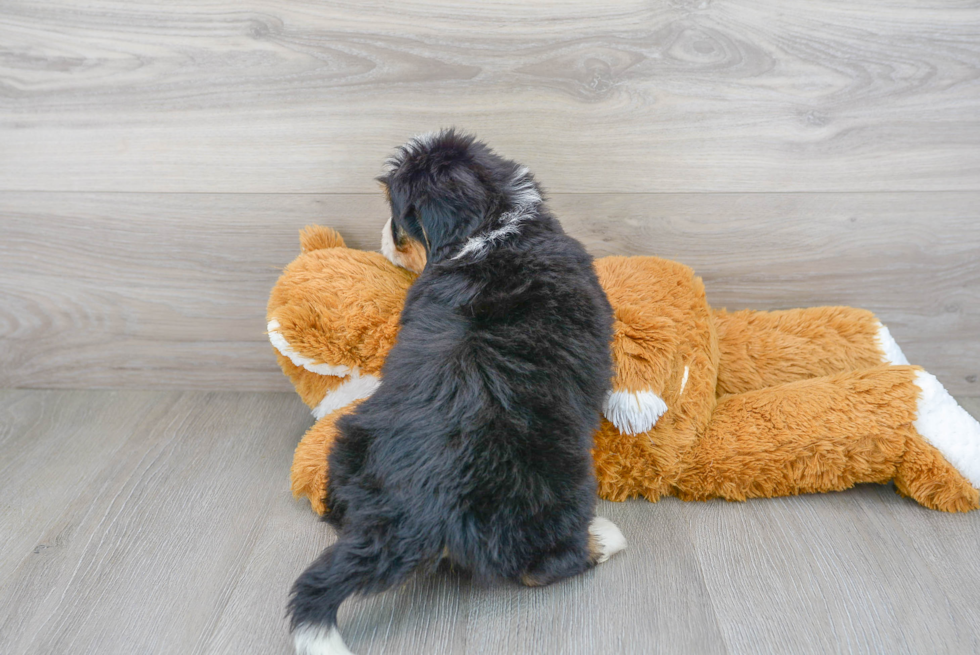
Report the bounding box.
[2,191,978,393]
[1,390,979,654]
[0,390,176,587]
[2,0,979,193]
[0,390,320,655]
[3,0,979,650]
[690,487,978,653]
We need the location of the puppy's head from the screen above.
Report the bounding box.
[377,129,540,272]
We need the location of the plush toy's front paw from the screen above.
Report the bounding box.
[603,390,668,435]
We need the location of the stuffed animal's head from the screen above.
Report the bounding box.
[267,226,416,418]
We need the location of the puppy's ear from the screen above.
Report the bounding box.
[413,166,492,258]
[414,198,462,256]
[402,205,430,250]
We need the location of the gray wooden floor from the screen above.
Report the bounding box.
[2,389,979,655]
[3,1,980,653]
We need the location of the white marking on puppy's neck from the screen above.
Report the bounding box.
[268,319,351,377]
[507,165,542,208]
[875,321,910,365]
[312,372,382,419]
[293,624,354,655]
[913,370,980,488]
[452,220,524,261]
[452,166,541,262]
[603,390,668,435]
[679,366,690,395]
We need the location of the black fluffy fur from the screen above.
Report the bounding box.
[288,130,614,641]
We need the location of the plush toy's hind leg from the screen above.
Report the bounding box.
[713,306,904,396]
[675,366,980,512]
[895,431,979,512]
[896,371,980,511]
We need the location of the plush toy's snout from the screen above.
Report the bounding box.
[380,217,427,273]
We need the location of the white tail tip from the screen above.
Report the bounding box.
[293,625,355,655]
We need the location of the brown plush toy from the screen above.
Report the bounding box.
[269,226,980,515]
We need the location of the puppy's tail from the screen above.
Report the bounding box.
[288,533,426,655]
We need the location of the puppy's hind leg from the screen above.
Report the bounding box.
[289,530,428,655]
[587,516,627,564]
[520,518,627,588]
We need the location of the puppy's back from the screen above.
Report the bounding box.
[288,131,621,655]
[339,210,612,573]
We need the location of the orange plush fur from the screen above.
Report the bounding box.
[269,226,980,515]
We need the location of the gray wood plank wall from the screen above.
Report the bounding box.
[1,1,978,392]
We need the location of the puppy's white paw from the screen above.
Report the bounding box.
[588,516,627,564]
[293,624,355,655]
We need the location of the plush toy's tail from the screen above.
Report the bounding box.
[300,225,347,253]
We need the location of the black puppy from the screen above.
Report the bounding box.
[288,130,626,655]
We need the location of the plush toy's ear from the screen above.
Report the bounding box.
[299,225,346,253]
